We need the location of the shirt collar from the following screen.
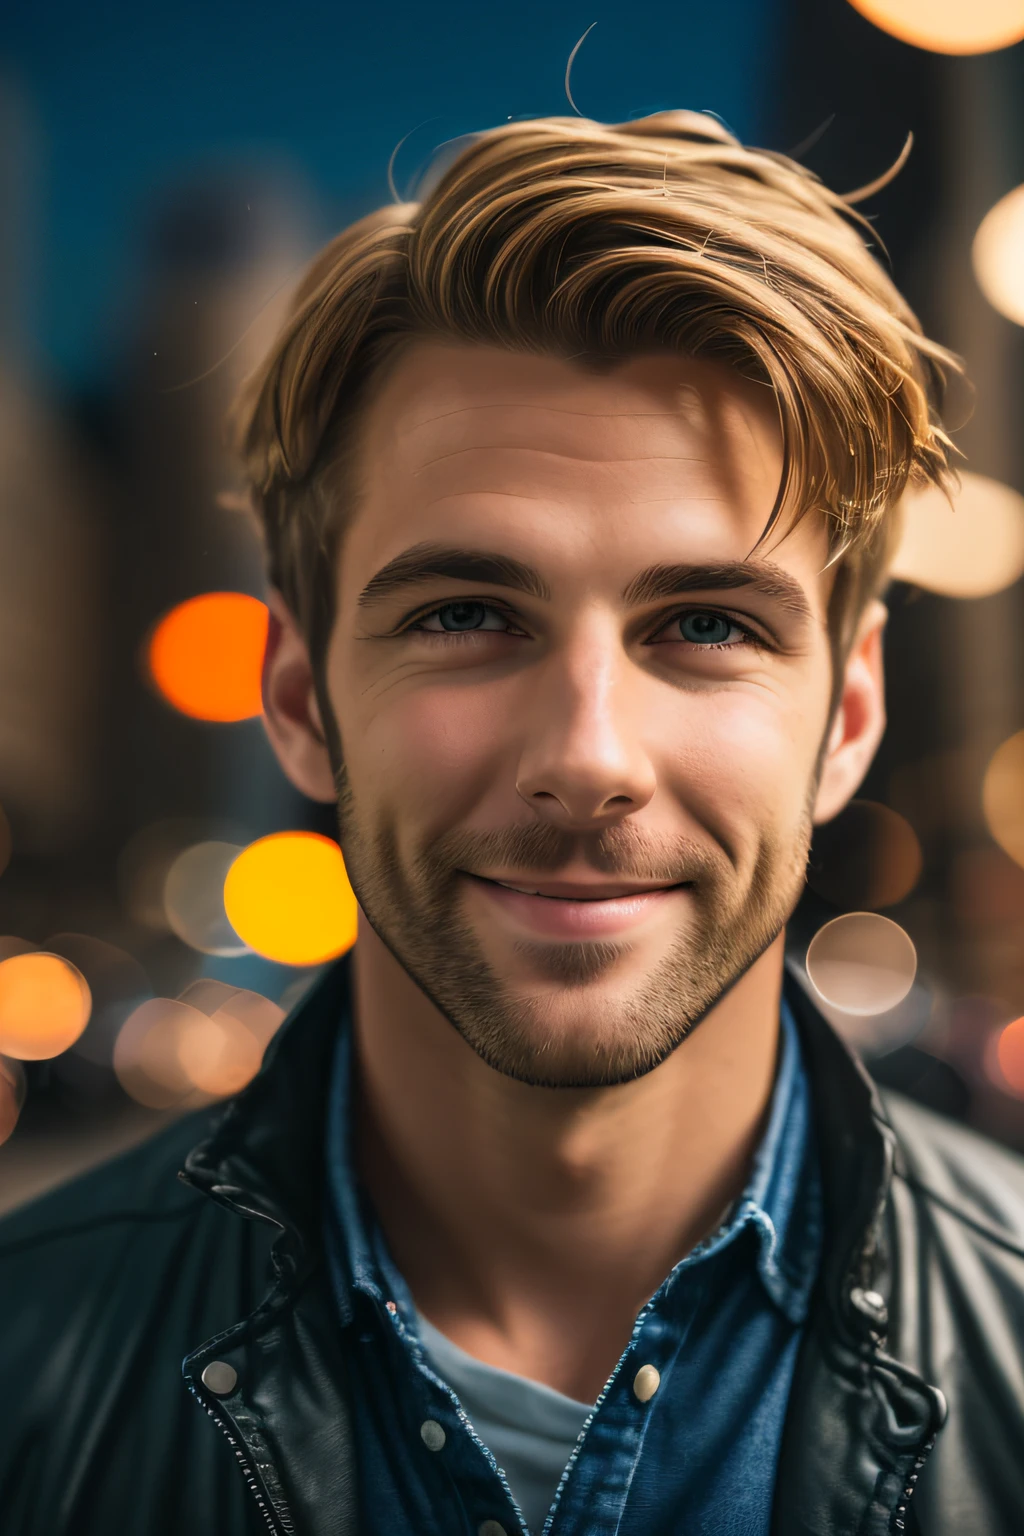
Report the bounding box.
[690,997,823,1324]
[324,983,821,1330]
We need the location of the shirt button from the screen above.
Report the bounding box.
[478,1523,507,1536]
[201,1361,238,1395]
[632,1363,661,1403]
[420,1419,446,1452]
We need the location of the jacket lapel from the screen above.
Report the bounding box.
[773,977,946,1535]
[180,958,359,1536]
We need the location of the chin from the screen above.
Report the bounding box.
[469,972,687,1089]
[505,935,638,989]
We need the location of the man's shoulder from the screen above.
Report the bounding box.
[0,1106,220,1260]
[881,1087,1024,1256]
[0,1102,273,1411]
[0,1108,276,1536]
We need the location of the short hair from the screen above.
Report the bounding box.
[232,110,961,672]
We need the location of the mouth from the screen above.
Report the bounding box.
[467,874,692,900]
[460,871,694,941]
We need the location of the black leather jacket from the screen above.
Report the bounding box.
[3,954,1024,1535]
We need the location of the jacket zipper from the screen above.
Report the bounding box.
[891,1432,936,1534]
[185,1378,295,1536]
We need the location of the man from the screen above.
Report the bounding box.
[3,111,1023,1536]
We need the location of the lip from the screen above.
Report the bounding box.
[462,872,692,940]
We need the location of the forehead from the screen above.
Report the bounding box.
[347,341,825,586]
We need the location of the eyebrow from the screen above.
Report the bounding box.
[358,542,814,626]
[622,561,815,624]
[358,543,551,606]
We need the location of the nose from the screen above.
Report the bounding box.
[515,624,657,830]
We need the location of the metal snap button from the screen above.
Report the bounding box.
[420,1419,446,1452]
[850,1286,888,1327]
[201,1360,238,1395]
[633,1363,661,1402]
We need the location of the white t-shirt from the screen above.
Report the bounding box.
[416,1312,593,1535]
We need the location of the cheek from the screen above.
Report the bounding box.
[666,688,825,832]
[342,682,513,827]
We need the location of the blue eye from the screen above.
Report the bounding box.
[678,612,737,645]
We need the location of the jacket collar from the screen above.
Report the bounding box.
[181,953,354,1275]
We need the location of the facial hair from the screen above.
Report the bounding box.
[334,767,814,1088]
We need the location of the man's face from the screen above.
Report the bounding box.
[322,343,836,1087]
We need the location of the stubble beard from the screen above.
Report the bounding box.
[335,768,814,1088]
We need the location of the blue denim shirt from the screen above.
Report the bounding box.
[324,998,822,1536]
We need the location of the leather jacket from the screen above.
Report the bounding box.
[3,953,1024,1535]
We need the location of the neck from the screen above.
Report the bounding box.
[352,924,785,1401]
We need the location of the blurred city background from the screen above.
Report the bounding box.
[2,0,1024,1211]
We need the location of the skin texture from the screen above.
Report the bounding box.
[262,342,887,1399]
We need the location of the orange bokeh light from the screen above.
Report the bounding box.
[847,0,1024,55]
[996,1017,1024,1097]
[224,833,358,967]
[147,592,268,722]
[0,953,92,1060]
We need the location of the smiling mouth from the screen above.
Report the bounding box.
[464,873,694,902]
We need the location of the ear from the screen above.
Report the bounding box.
[812,599,888,825]
[261,588,337,803]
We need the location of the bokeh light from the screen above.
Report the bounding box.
[805,912,917,1015]
[147,592,268,722]
[176,1008,264,1097]
[43,934,151,1067]
[807,799,923,910]
[210,987,285,1050]
[178,981,284,1088]
[114,983,279,1106]
[890,472,1024,598]
[0,953,93,1060]
[223,833,358,966]
[847,0,1024,54]
[163,840,250,955]
[113,997,208,1109]
[994,1017,1024,1097]
[799,971,934,1059]
[118,817,252,931]
[177,978,244,1016]
[982,731,1024,870]
[973,184,1024,327]
[0,1056,26,1147]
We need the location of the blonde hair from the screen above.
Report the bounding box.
[233,110,961,669]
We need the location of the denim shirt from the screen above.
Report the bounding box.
[324,999,822,1536]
